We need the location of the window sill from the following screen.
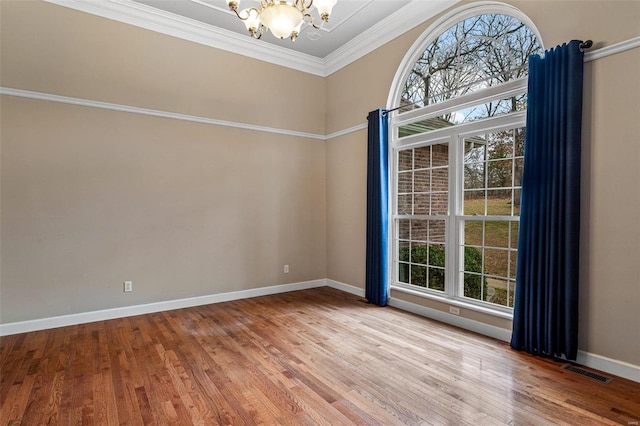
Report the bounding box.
[390,284,514,320]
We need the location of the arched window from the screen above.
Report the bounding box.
[402,13,541,110]
[388,5,542,314]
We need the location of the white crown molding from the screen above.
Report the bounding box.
[324,0,460,75]
[43,0,460,77]
[35,1,640,79]
[43,0,327,76]
[0,279,328,336]
[0,87,326,140]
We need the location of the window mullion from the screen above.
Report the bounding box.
[447,134,459,299]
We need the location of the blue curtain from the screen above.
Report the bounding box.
[511,40,584,360]
[365,109,389,306]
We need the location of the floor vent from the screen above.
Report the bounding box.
[561,364,613,384]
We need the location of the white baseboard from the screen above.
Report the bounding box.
[388,295,640,383]
[2,278,638,383]
[0,279,326,336]
[388,296,513,342]
[576,350,640,383]
[325,279,366,297]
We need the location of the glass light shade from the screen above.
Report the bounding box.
[290,20,303,41]
[242,8,261,32]
[260,2,303,39]
[313,0,337,18]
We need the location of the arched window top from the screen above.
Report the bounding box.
[392,5,543,113]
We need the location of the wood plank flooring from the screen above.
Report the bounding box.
[1,287,639,425]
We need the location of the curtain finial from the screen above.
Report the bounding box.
[579,40,593,52]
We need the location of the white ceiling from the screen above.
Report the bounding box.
[45,0,459,76]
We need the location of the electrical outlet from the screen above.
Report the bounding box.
[284,264,289,273]
[124,281,133,292]
[449,306,460,315]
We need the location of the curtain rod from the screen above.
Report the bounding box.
[580,40,593,51]
[384,39,594,116]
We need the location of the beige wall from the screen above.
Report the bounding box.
[0,1,327,322]
[580,49,640,365]
[326,0,640,366]
[0,1,326,134]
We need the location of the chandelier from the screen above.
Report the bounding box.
[225,0,337,42]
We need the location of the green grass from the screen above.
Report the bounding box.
[464,197,516,216]
[492,287,515,308]
[463,198,517,280]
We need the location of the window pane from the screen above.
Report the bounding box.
[411,220,428,241]
[398,194,412,215]
[463,246,485,301]
[400,15,541,109]
[398,241,410,262]
[515,128,526,156]
[465,139,486,163]
[486,190,512,215]
[431,193,448,215]
[411,243,428,266]
[399,150,412,171]
[464,272,485,301]
[399,263,410,283]
[464,191,485,215]
[465,221,483,246]
[428,244,445,267]
[513,189,521,216]
[464,162,485,189]
[398,172,412,193]
[509,251,517,279]
[463,127,526,219]
[509,222,519,249]
[414,146,431,169]
[398,96,529,139]
[432,144,448,167]
[432,168,448,191]
[414,194,430,215]
[487,278,510,306]
[411,265,427,287]
[429,267,445,291]
[429,220,446,243]
[487,159,513,188]
[399,219,410,240]
[508,280,516,308]
[463,246,483,274]
[414,169,430,193]
[488,130,514,159]
[484,248,508,277]
[514,158,524,186]
[484,221,509,248]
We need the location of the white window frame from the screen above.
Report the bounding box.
[389,79,528,319]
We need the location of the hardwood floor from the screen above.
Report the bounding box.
[1,287,639,425]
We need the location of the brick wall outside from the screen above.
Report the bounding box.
[397,144,448,242]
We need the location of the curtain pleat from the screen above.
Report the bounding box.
[365,109,389,307]
[511,40,584,360]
